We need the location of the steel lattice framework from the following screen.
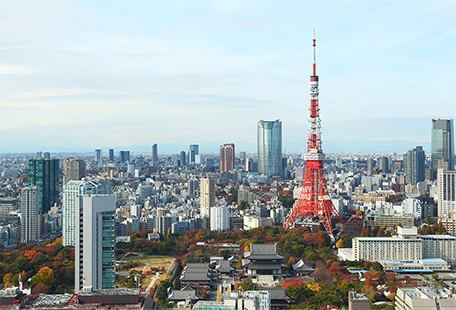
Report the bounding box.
[283,31,345,237]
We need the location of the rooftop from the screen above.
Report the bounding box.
[78,288,141,296]
[31,294,73,307]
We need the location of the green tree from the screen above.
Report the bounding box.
[372,262,384,272]
[173,277,181,290]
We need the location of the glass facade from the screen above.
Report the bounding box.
[101,210,115,289]
[404,146,425,185]
[257,120,282,177]
[432,119,454,178]
[28,159,59,214]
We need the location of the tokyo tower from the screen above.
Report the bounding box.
[283,31,345,238]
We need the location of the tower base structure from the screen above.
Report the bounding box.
[284,159,344,238]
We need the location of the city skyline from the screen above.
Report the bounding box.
[1,1,455,154]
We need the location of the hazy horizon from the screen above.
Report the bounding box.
[1,1,455,154]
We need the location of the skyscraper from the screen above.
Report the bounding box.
[189,144,199,155]
[63,180,102,246]
[180,151,186,166]
[75,194,116,293]
[200,177,215,217]
[257,120,282,177]
[21,186,39,243]
[220,143,235,173]
[188,150,195,164]
[119,151,130,163]
[63,158,86,182]
[95,149,102,165]
[28,158,59,214]
[108,149,114,162]
[432,119,454,178]
[403,146,425,185]
[377,156,390,173]
[152,144,158,162]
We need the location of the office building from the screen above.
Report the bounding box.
[20,186,39,243]
[378,156,390,173]
[119,151,130,163]
[63,158,86,182]
[152,144,158,162]
[95,149,102,165]
[43,152,50,159]
[395,287,456,310]
[437,169,456,217]
[189,144,199,155]
[188,150,195,164]
[108,149,114,162]
[210,205,229,231]
[180,151,186,166]
[404,146,425,185]
[257,120,282,177]
[200,177,215,217]
[28,158,59,214]
[220,143,235,173]
[75,195,116,293]
[156,215,172,237]
[431,119,454,179]
[348,291,371,310]
[63,180,102,246]
[366,158,375,175]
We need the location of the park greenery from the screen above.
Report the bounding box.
[1,224,430,309]
[0,237,74,294]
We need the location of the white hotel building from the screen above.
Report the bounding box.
[351,227,456,272]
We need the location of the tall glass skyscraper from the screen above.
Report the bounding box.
[432,119,454,178]
[404,146,425,185]
[28,158,59,214]
[108,149,114,162]
[152,144,158,162]
[189,144,199,155]
[95,149,102,165]
[257,120,282,177]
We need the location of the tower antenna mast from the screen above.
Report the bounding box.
[283,30,345,238]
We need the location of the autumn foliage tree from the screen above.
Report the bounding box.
[336,239,344,248]
[32,267,55,286]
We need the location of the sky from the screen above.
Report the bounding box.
[1,0,455,155]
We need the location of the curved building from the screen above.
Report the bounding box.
[257,120,282,178]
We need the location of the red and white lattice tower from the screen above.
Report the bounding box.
[283,31,345,237]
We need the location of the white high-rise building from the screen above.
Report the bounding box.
[210,205,229,231]
[130,205,142,218]
[200,177,215,217]
[75,195,116,293]
[63,180,101,246]
[20,186,39,243]
[437,169,456,217]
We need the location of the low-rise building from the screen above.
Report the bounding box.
[348,291,371,310]
[395,287,456,310]
[440,212,456,236]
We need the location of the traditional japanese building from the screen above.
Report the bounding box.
[243,244,286,279]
